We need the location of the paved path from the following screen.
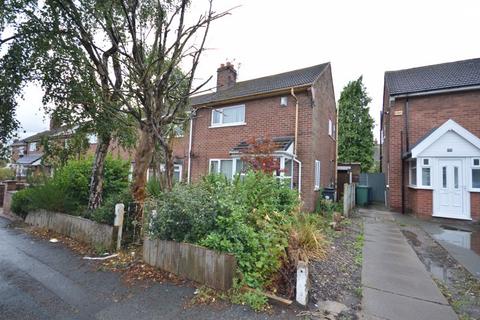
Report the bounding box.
[0,217,297,320]
[359,208,458,320]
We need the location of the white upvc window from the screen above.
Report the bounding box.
[314,160,321,190]
[328,119,333,137]
[420,158,431,187]
[28,142,37,152]
[211,105,245,127]
[209,158,245,180]
[174,164,183,182]
[276,157,293,188]
[471,158,480,190]
[409,159,417,186]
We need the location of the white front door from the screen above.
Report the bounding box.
[434,159,468,219]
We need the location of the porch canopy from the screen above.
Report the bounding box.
[229,136,294,155]
[15,154,42,166]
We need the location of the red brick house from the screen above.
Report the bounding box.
[381,58,480,221]
[174,62,337,211]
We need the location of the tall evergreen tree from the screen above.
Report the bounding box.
[338,76,375,172]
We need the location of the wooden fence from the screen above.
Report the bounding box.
[343,183,356,217]
[25,210,115,248]
[143,238,236,291]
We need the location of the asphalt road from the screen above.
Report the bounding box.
[0,217,297,320]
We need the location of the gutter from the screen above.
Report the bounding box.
[192,84,311,108]
[390,84,480,100]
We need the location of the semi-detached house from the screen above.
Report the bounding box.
[173,62,337,211]
[381,58,480,221]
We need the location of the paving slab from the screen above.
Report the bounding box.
[360,209,457,320]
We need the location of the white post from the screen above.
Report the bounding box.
[296,261,309,306]
[114,203,125,252]
[344,183,349,218]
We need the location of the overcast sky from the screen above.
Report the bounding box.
[15,0,480,140]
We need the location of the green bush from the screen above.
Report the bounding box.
[147,171,300,289]
[11,157,130,219]
[0,167,15,180]
[89,188,133,225]
[146,178,162,198]
[147,183,222,243]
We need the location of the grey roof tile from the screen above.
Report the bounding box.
[191,63,329,106]
[15,154,42,165]
[385,58,480,96]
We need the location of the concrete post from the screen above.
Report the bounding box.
[114,204,125,251]
[296,261,309,306]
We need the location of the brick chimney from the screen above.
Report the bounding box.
[49,114,61,130]
[216,62,237,91]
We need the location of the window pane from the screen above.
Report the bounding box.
[173,171,180,182]
[454,167,459,189]
[222,106,244,124]
[442,166,447,188]
[212,110,222,124]
[210,161,219,173]
[422,168,431,186]
[411,166,417,185]
[473,169,480,188]
[235,159,245,174]
[423,159,429,166]
[220,160,233,179]
[284,158,292,177]
[474,159,480,166]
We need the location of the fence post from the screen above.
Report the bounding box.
[343,183,349,218]
[114,203,125,251]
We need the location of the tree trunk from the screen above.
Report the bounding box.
[131,127,155,220]
[164,143,174,191]
[87,134,111,210]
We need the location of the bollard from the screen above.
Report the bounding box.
[296,260,309,306]
[114,203,125,251]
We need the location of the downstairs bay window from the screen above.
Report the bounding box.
[472,158,480,190]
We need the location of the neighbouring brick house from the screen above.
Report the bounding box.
[10,122,133,179]
[174,62,337,211]
[381,58,480,221]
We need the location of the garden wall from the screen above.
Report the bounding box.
[25,210,115,248]
[143,238,236,291]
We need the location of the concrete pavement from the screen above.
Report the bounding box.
[359,208,458,320]
[0,217,297,320]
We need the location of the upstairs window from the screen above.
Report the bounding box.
[211,105,245,127]
[328,119,333,137]
[88,134,98,144]
[28,142,37,152]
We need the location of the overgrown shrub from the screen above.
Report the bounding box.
[11,157,130,219]
[89,188,133,225]
[147,183,222,243]
[0,167,15,180]
[147,171,300,289]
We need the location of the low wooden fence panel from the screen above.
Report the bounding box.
[25,210,115,248]
[143,238,236,291]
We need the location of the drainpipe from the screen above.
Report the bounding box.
[400,131,405,214]
[290,88,302,195]
[404,98,410,152]
[291,87,299,155]
[187,116,194,184]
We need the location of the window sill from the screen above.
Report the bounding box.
[468,189,480,193]
[209,122,246,128]
[408,185,433,190]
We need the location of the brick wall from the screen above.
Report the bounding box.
[407,188,433,218]
[383,89,480,220]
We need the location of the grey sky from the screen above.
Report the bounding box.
[15,0,480,140]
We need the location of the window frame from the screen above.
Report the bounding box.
[28,142,37,152]
[409,159,417,187]
[174,164,183,182]
[209,158,241,180]
[210,105,246,128]
[328,119,333,137]
[314,160,321,190]
[470,157,480,192]
[420,158,432,187]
